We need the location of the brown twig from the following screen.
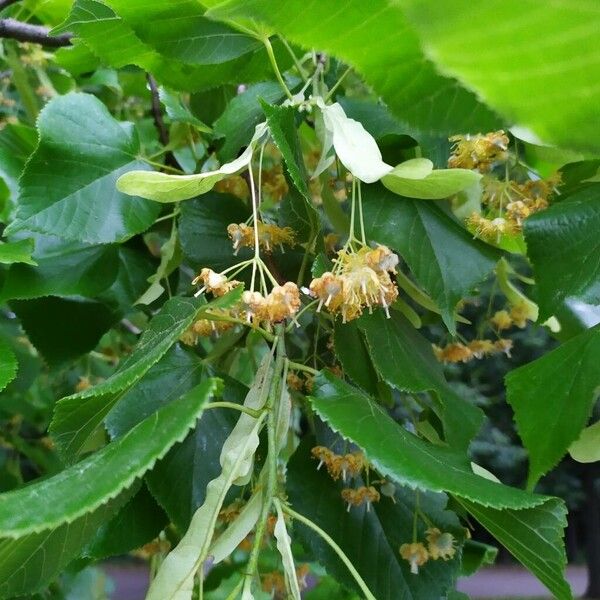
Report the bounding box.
[146,73,169,147]
[0,18,72,46]
[146,73,179,169]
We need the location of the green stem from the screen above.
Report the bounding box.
[204,402,263,419]
[279,35,309,81]
[282,504,377,600]
[263,36,294,101]
[242,331,286,595]
[287,360,318,376]
[141,157,184,174]
[325,65,352,102]
[5,42,38,122]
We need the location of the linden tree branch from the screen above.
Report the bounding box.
[0,18,72,47]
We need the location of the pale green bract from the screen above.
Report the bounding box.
[569,421,600,464]
[382,163,481,199]
[316,99,479,197]
[146,354,274,600]
[117,123,267,203]
[318,99,392,183]
[273,498,301,600]
[208,490,263,564]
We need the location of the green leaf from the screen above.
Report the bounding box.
[279,185,320,245]
[0,235,119,302]
[287,438,463,600]
[206,0,501,135]
[179,193,251,273]
[0,123,37,204]
[310,370,553,508]
[382,165,481,200]
[460,540,498,577]
[10,297,118,366]
[569,421,600,464]
[106,344,205,438]
[333,321,379,396]
[0,239,36,266]
[524,185,600,321]
[84,484,168,560]
[398,0,600,154]
[102,0,260,65]
[49,291,241,461]
[362,184,498,331]
[458,498,571,600]
[261,101,309,199]
[0,337,18,393]
[214,82,285,161]
[506,326,600,487]
[5,93,160,244]
[309,372,571,599]
[358,312,483,450]
[0,379,218,597]
[57,0,290,93]
[159,88,212,132]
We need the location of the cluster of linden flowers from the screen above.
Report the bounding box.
[400,528,457,574]
[448,131,509,172]
[490,300,536,331]
[312,446,391,512]
[182,268,301,342]
[227,222,296,254]
[261,565,310,599]
[433,338,513,364]
[467,173,560,242]
[308,244,399,323]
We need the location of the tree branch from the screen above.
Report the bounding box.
[146,73,179,169]
[146,73,169,147]
[0,18,72,47]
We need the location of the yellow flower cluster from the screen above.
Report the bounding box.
[311,446,367,482]
[214,175,249,200]
[490,301,535,331]
[399,529,457,574]
[341,486,380,511]
[448,131,509,172]
[261,164,289,202]
[466,214,519,242]
[468,173,560,242]
[433,338,513,363]
[192,268,241,296]
[185,269,301,342]
[227,222,296,254]
[240,282,301,325]
[309,245,399,322]
[261,564,309,598]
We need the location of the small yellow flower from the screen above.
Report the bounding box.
[449,131,509,172]
[264,282,301,323]
[214,175,249,200]
[467,339,496,359]
[490,309,513,331]
[227,222,296,253]
[509,301,533,328]
[432,342,472,364]
[192,268,241,296]
[341,486,380,511]
[400,542,429,574]
[494,338,513,357]
[426,528,457,561]
[192,313,234,337]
